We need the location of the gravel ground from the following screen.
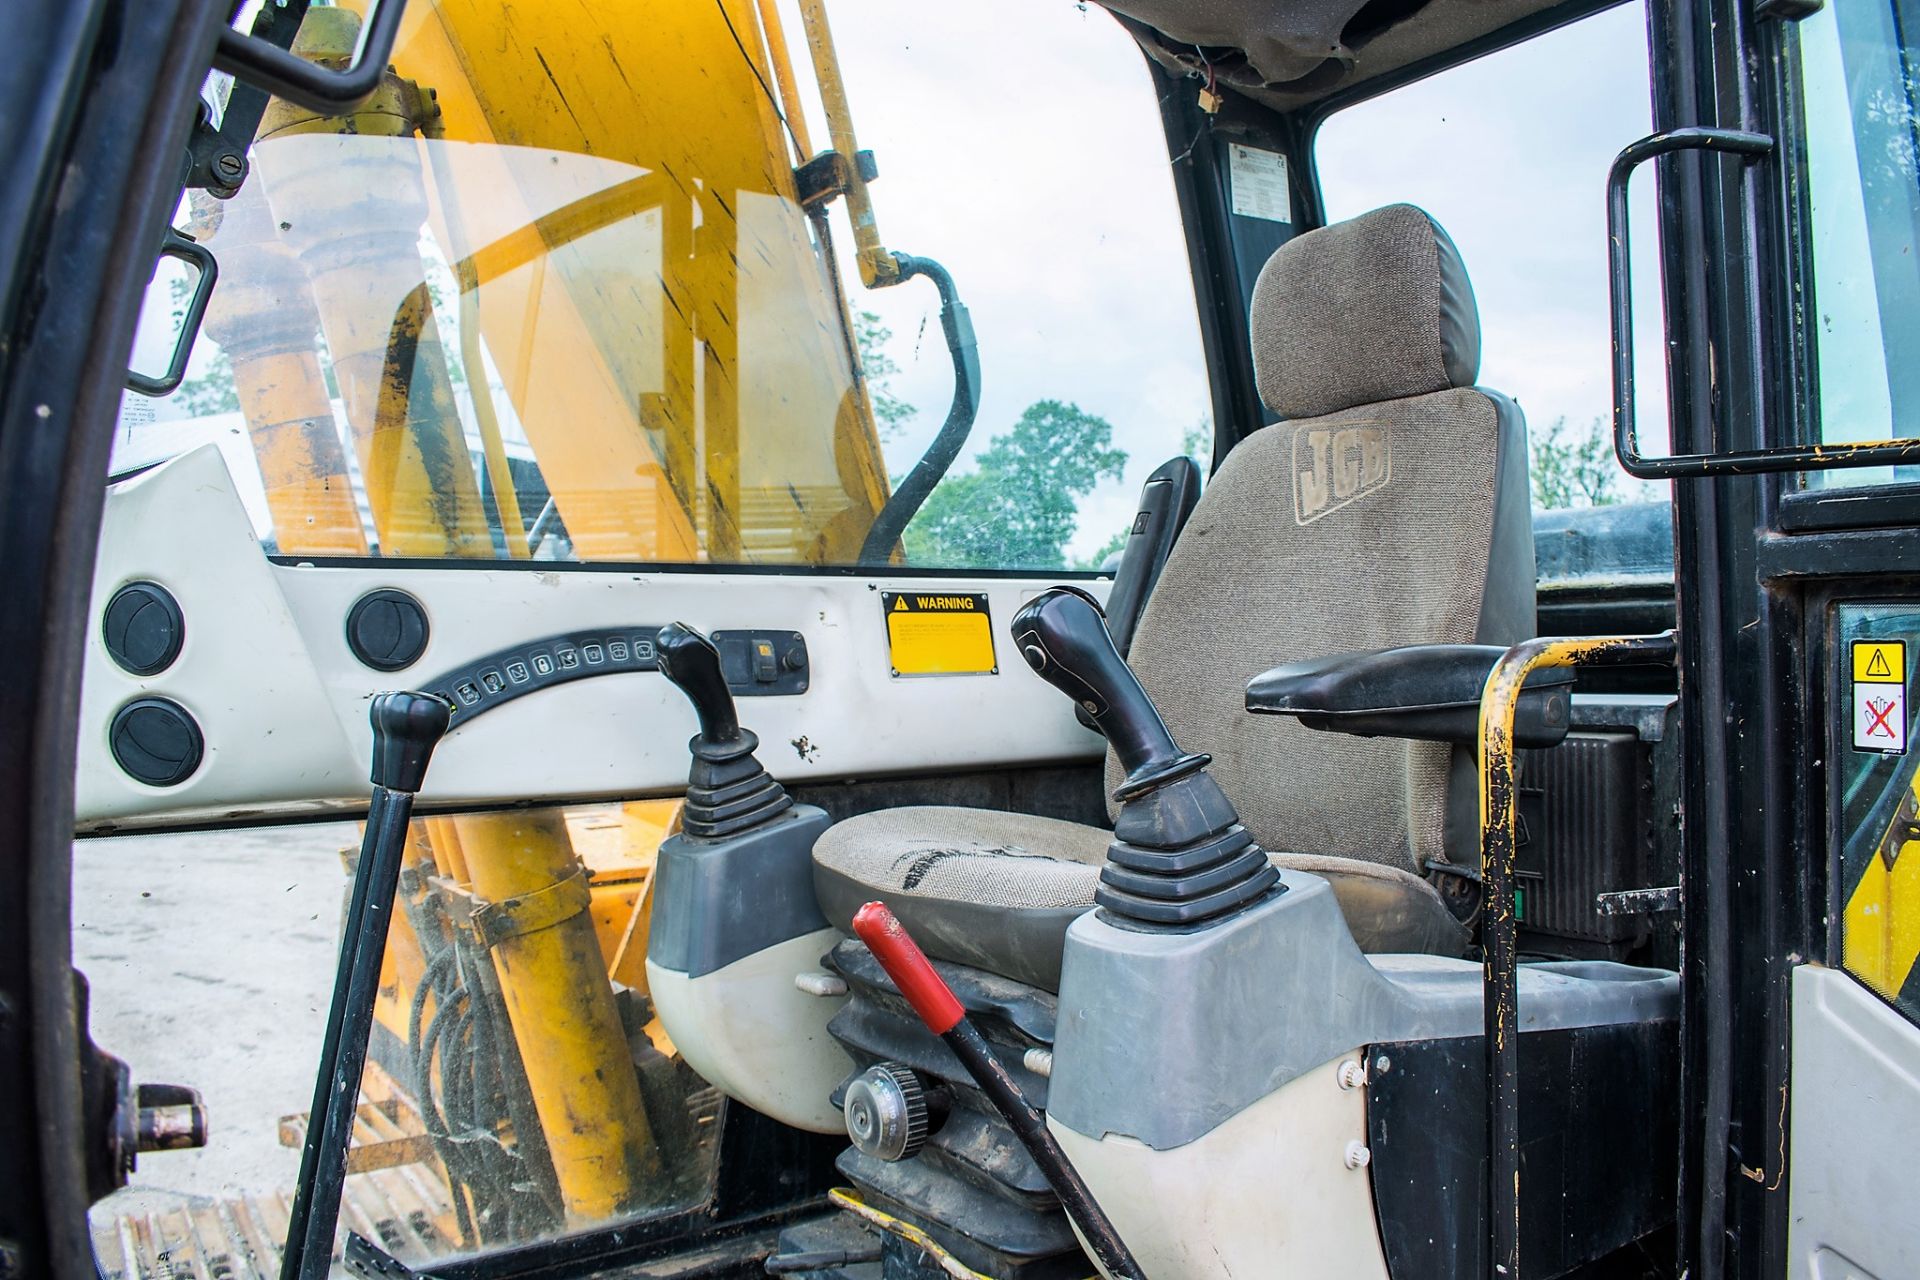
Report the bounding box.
[73,823,353,1211]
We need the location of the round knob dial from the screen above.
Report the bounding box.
[843,1062,929,1162]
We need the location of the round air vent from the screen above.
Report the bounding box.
[345,589,430,672]
[109,698,204,788]
[102,581,184,676]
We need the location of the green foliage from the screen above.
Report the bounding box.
[904,399,1127,569]
[175,348,241,416]
[854,309,916,438]
[1074,413,1211,571]
[1075,528,1130,572]
[1531,415,1627,510]
[1181,416,1212,467]
[164,275,240,416]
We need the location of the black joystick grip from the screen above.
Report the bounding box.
[367,691,451,794]
[657,622,742,747]
[1010,587,1206,795]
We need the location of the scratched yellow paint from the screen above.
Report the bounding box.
[1845,793,1920,1001]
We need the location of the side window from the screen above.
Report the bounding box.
[1312,2,1668,529]
[81,803,720,1269]
[1794,0,1920,488]
[112,0,1209,574]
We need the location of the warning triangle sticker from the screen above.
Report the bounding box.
[1869,650,1894,679]
[893,598,908,611]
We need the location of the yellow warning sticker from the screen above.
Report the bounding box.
[1856,640,1907,684]
[884,592,996,677]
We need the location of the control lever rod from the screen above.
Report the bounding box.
[280,692,450,1280]
[852,902,1149,1280]
[1011,586,1206,798]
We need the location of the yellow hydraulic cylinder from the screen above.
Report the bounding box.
[455,809,662,1222]
[381,0,888,564]
[254,6,492,558]
[186,186,367,556]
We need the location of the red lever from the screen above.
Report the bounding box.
[851,901,966,1035]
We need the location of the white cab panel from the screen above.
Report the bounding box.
[79,447,1106,830]
[1049,1053,1390,1280]
[646,928,852,1134]
[1788,964,1920,1280]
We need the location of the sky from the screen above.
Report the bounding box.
[783,0,1670,558]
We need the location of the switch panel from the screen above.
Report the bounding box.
[712,629,809,697]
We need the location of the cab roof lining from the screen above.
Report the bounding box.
[1097,0,1579,114]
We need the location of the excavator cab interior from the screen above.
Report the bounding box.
[6,0,1920,1278]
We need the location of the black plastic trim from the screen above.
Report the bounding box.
[101,581,184,677]
[267,554,1105,582]
[108,697,204,788]
[344,588,429,673]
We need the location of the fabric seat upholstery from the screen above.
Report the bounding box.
[814,204,1533,988]
[814,807,1470,990]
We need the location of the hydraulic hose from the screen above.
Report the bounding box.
[856,253,979,566]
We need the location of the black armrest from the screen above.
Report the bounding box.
[1245,644,1574,748]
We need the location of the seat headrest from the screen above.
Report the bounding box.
[1250,204,1481,419]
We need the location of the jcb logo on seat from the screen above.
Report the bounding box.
[1294,425,1390,524]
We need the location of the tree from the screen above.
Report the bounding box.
[904,399,1126,568]
[1075,528,1129,572]
[1531,415,1626,509]
[1181,416,1212,468]
[164,275,240,416]
[854,309,916,439]
[1073,412,1211,571]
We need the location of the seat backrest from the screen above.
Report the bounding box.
[1116,204,1534,876]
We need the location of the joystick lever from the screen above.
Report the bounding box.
[1013,588,1279,925]
[657,622,792,837]
[1010,587,1207,798]
[657,621,743,753]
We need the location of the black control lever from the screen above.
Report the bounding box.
[281,691,450,1280]
[1010,587,1207,799]
[657,622,792,836]
[657,622,744,753]
[1013,587,1279,926]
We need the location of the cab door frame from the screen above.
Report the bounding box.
[0,0,228,1274]
[1655,0,1920,1276]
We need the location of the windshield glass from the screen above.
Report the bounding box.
[112,0,1209,573]
[1313,1,1672,590]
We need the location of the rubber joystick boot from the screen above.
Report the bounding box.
[1011,588,1279,926]
[657,622,793,837]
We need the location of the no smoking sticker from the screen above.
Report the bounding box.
[1853,640,1908,754]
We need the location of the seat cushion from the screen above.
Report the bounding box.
[813,807,1109,990]
[813,807,1470,992]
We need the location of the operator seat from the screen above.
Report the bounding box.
[814,204,1534,990]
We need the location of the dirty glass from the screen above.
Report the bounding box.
[1796,0,1920,488]
[82,801,720,1275]
[1313,1,1670,518]
[111,0,1208,573]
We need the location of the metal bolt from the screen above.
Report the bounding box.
[1337,1059,1366,1090]
[1023,1047,1054,1078]
[1343,1141,1371,1170]
[213,152,246,180]
[1374,1054,1392,1074]
[793,971,848,997]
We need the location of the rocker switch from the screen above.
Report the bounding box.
[752,640,778,683]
